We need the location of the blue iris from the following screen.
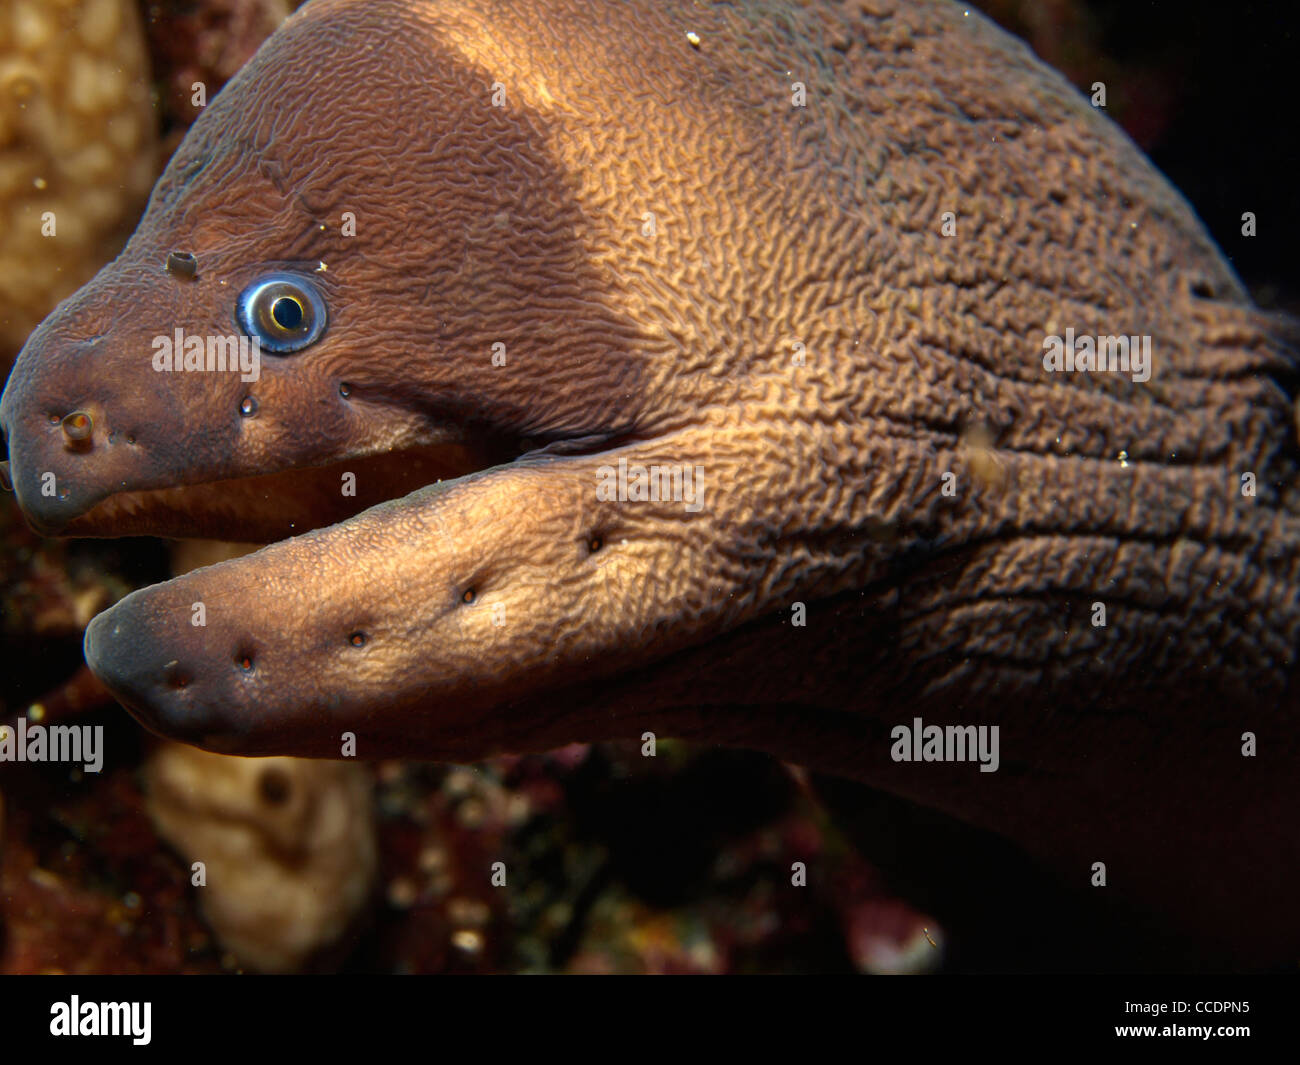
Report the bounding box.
[236,274,328,353]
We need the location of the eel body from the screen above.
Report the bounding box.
[1,0,1297,964]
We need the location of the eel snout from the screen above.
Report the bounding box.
[0,274,201,536]
[80,527,419,757]
[83,591,249,751]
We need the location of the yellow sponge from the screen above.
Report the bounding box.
[0,0,157,366]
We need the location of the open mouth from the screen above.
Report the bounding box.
[59,432,524,543]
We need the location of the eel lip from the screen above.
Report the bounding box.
[17,435,520,541]
[18,497,81,538]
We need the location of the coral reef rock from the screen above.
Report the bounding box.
[0,0,157,366]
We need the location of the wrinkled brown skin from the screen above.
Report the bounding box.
[2,0,1298,967]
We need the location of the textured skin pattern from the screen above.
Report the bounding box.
[1,0,1297,962]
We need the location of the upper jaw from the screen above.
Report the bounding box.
[0,322,519,540]
[12,437,518,542]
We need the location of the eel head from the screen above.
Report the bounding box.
[0,0,730,763]
[1,2,646,544]
[0,0,661,754]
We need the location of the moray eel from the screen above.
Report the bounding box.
[1,0,1298,966]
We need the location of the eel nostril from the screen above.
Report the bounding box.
[61,410,94,450]
[165,250,198,280]
[163,660,192,690]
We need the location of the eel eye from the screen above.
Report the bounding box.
[236,274,327,353]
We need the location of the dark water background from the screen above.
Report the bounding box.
[983,0,1298,314]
